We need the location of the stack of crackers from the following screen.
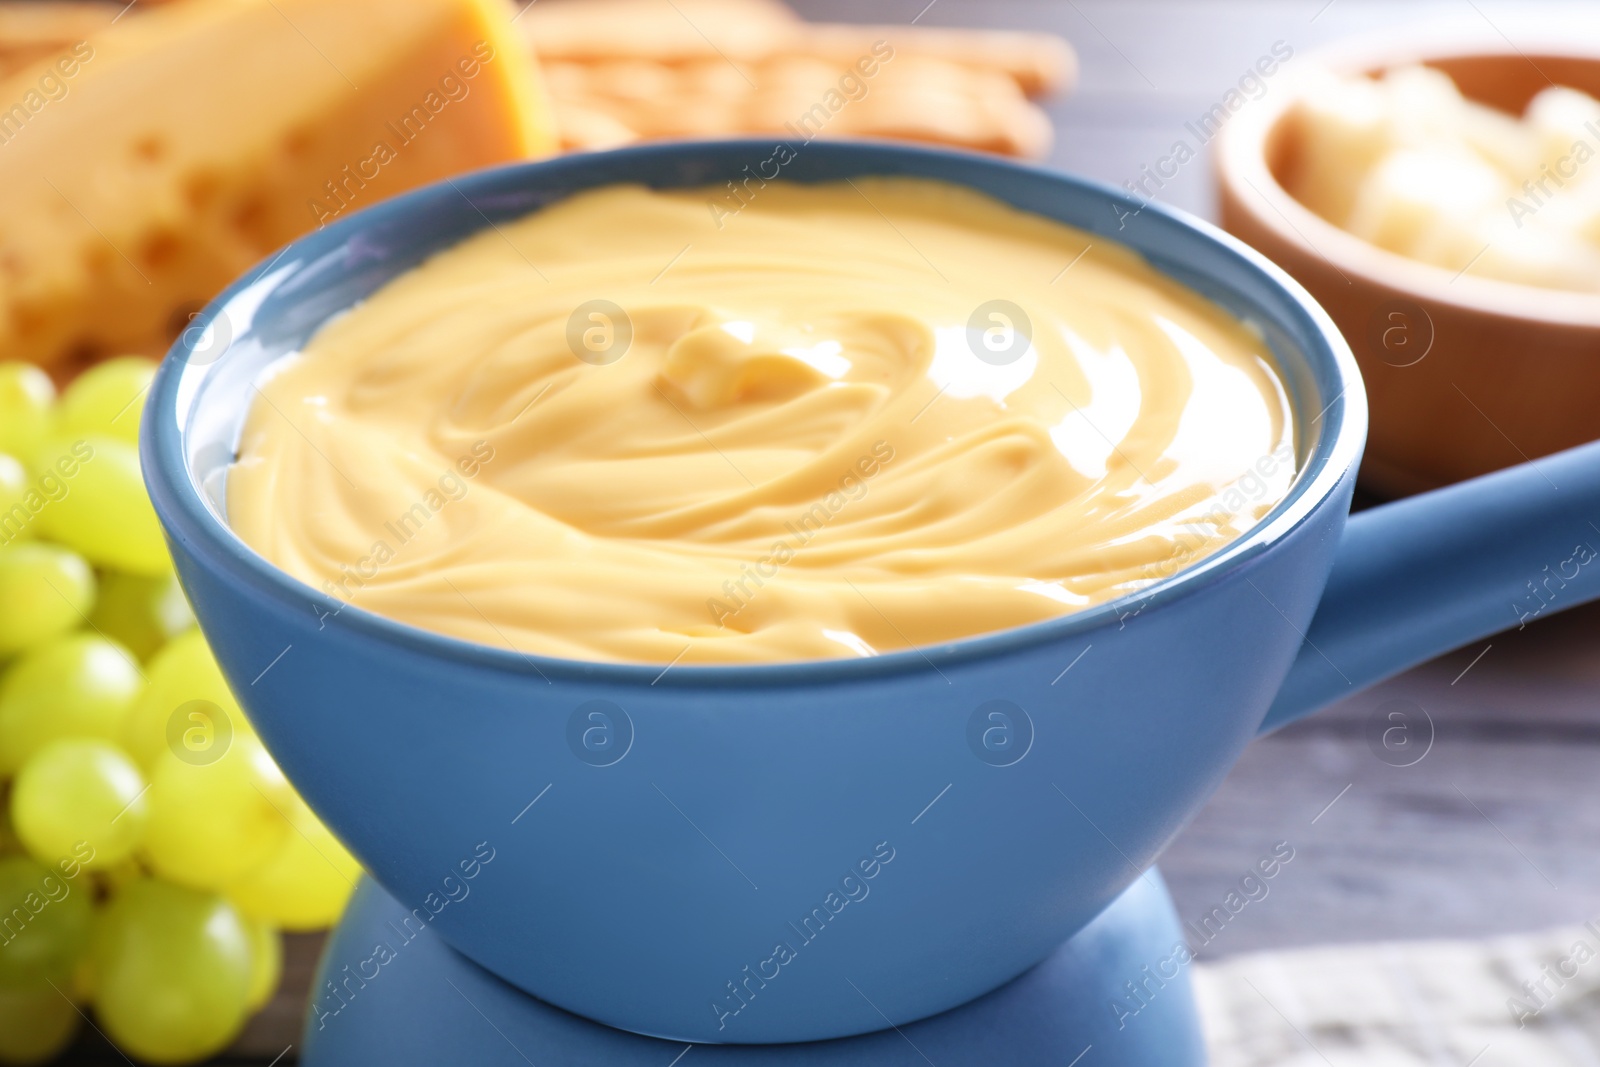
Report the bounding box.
[521,0,1075,157]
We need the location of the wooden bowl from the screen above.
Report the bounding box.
[1216,34,1600,495]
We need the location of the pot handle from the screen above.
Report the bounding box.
[1259,436,1600,735]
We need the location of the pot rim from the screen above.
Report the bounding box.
[143,137,1367,689]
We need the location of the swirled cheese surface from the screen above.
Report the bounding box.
[227,179,1296,663]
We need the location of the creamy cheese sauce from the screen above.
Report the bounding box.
[227,179,1296,663]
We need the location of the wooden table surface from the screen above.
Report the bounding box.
[66,1,1600,1062]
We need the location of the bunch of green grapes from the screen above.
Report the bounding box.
[0,360,361,1065]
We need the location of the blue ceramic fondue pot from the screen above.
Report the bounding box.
[142,139,1600,1044]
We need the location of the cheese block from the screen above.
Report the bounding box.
[0,3,117,81]
[1344,147,1506,260]
[0,0,556,369]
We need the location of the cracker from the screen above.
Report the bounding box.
[522,0,1073,157]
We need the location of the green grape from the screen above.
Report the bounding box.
[242,915,282,1011]
[141,733,292,890]
[90,878,253,1065]
[87,568,195,662]
[121,628,248,772]
[53,357,158,447]
[0,807,20,857]
[226,791,359,931]
[0,856,93,989]
[0,362,55,462]
[93,859,145,899]
[70,947,95,1005]
[32,435,168,576]
[0,453,33,546]
[12,740,149,870]
[0,634,143,774]
[0,980,80,1065]
[0,543,96,656]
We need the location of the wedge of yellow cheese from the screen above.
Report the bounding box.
[0,0,555,369]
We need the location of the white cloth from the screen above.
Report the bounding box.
[1196,923,1600,1065]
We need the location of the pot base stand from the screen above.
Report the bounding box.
[301,868,1206,1066]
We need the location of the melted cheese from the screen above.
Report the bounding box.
[229,179,1296,664]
